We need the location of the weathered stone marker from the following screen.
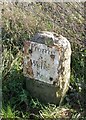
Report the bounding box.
[23,31,71,104]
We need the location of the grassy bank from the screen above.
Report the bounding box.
[2,2,85,119]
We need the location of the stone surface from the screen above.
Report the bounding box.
[23,31,71,104]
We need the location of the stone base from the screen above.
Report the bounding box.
[26,77,61,105]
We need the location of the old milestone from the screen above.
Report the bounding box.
[23,31,71,104]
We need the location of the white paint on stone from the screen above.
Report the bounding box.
[31,42,59,84]
[23,31,71,98]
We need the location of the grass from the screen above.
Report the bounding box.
[2,70,86,119]
[1,105,19,118]
[2,2,85,119]
[2,44,85,119]
[1,101,86,119]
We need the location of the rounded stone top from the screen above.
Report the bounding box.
[31,31,71,49]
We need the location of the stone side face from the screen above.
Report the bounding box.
[23,31,71,104]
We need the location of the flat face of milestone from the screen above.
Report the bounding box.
[24,41,60,84]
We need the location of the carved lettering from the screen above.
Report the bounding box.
[24,41,60,83]
[29,43,56,55]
